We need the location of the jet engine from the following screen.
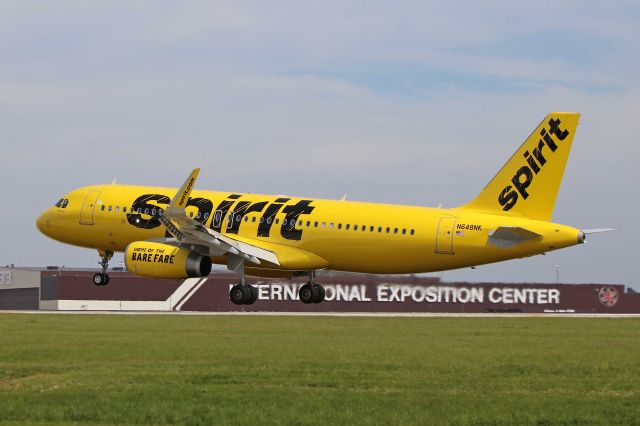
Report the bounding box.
[124,241,211,279]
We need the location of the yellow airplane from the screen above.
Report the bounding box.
[36,112,611,305]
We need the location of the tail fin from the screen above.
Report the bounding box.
[461,112,580,221]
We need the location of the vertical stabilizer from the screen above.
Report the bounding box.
[461,112,580,221]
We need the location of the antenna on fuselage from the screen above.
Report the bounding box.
[111,178,118,185]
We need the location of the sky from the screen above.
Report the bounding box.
[1,1,638,288]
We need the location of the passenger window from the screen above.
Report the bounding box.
[236,215,241,222]
[197,212,202,219]
[354,225,358,231]
[143,208,148,215]
[386,227,390,233]
[123,207,127,213]
[299,220,303,226]
[346,224,350,230]
[370,226,374,232]
[115,206,120,213]
[378,226,382,232]
[204,212,209,220]
[402,229,406,235]
[330,223,334,229]
[266,218,271,224]
[275,219,280,224]
[283,219,288,226]
[152,208,157,216]
[244,216,248,222]
[410,229,415,235]
[314,221,318,228]
[306,221,311,227]
[394,228,398,234]
[252,217,256,223]
[109,206,113,212]
[101,205,105,212]
[362,225,366,232]
[322,222,326,228]
[190,212,194,218]
[338,223,342,230]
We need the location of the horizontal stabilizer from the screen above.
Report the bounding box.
[583,228,615,234]
[488,226,542,248]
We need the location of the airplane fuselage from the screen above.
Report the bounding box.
[37,184,582,275]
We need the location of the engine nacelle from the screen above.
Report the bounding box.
[124,241,212,279]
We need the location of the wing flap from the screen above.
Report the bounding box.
[208,229,280,265]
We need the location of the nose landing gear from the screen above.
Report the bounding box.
[92,250,113,286]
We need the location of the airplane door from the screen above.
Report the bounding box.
[79,190,101,225]
[435,216,457,254]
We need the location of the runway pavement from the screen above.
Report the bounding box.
[2,310,640,318]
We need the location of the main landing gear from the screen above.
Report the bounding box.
[229,278,258,305]
[92,250,113,286]
[227,256,258,305]
[299,271,325,304]
[228,270,326,305]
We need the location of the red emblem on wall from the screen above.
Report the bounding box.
[598,287,619,307]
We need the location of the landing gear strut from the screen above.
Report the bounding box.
[92,250,113,286]
[228,256,258,305]
[299,271,325,304]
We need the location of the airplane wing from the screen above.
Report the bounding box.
[488,226,542,248]
[159,169,281,269]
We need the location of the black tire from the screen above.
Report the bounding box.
[299,283,314,304]
[103,274,110,285]
[92,273,104,286]
[313,284,325,303]
[230,284,245,305]
[240,285,253,304]
[247,285,258,305]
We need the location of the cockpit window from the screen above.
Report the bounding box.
[55,198,69,209]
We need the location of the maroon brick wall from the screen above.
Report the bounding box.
[41,271,639,313]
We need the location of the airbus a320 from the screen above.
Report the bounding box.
[37,112,611,305]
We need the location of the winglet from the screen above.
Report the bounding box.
[169,168,200,210]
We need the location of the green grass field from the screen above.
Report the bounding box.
[0,314,638,425]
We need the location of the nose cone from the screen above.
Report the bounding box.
[36,209,52,236]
